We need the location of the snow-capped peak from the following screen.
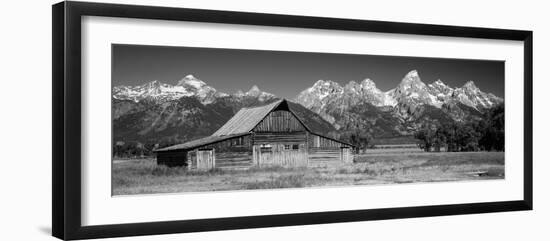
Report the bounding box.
[242,85,275,101]
[405,69,419,79]
[399,70,423,86]
[360,78,377,89]
[311,80,343,94]
[452,80,501,109]
[428,79,452,92]
[295,77,397,110]
[113,74,227,104]
[313,79,326,86]
[433,79,446,86]
[177,74,207,89]
[312,79,341,88]
[148,80,160,85]
[247,85,261,95]
[462,80,479,91]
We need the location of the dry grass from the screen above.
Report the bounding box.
[112,150,504,195]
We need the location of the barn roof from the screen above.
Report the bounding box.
[154,133,250,152]
[212,99,311,136]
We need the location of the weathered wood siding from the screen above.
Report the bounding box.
[214,152,252,169]
[185,135,254,170]
[253,110,306,133]
[307,134,354,163]
[200,135,252,152]
[341,147,353,163]
[253,132,307,144]
[196,149,215,170]
[253,144,308,167]
[308,134,345,148]
[308,147,341,163]
[156,151,188,167]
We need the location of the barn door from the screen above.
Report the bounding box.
[340,148,344,162]
[340,147,351,163]
[196,149,215,170]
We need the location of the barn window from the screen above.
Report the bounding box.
[284,144,291,150]
[292,144,299,150]
[260,144,272,152]
[230,137,244,146]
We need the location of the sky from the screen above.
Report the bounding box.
[112,44,505,99]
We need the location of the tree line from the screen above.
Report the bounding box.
[414,104,504,152]
[112,138,186,158]
[112,141,156,158]
[339,129,374,154]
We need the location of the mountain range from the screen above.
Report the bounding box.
[294,70,502,135]
[112,70,503,148]
[113,74,275,104]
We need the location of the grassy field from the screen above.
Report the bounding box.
[112,150,504,195]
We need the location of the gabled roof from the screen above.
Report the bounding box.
[212,99,311,136]
[155,133,250,152]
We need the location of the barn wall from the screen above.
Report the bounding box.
[253,132,307,144]
[341,147,354,163]
[253,143,308,167]
[156,151,188,167]
[186,135,254,170]
[307,134,354,163]
[308,133,345,148]
[252,132,308,167]
[308,147,341,163]
[215,151,252,169]
[253,110,306,133]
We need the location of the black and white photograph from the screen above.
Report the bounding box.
[0,0,544,240]
[111,44,505,195]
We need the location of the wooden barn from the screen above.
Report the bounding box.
[154,99,354,169]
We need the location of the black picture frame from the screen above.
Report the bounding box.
[52,1,533,240]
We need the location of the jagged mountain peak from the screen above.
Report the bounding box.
[392,70,430,99]
[462,80,480,91]
[177,74,207,88]
[304,80,343,98]
[432,79,447,86]
[399,70,424,86]
[429,79,452,92]
[452,80,502,109]
[148,80,161,85]
[404,69,419,79]
[247,85,260,94]
[313,79,341,88]
[360,78,377,89]
[241,85,276,101]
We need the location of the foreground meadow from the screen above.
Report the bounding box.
[112,150,504,195]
